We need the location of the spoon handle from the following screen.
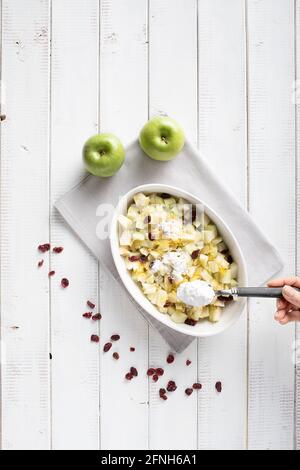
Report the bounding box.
[236,287,300,299]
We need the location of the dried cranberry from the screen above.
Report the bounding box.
[38,260,44,268]
[159,388,167,398]
[53,246,63,253]
[83,312,92,319]
[185,388,193,396]
[167,380,177,392]
[111,334,120,341]
[130,347,135,352]
[130,367,138,377]
[92,313,102,321]
[168,276,174,284]
[61,278,69,288]
[152,374,159,382]
[191,250,200,260]
[129,255,140,262]
[193,383,202,390]
[156,368,164,376]
[103,342,112,353]
[149,261,155,269]
[217,295,233,302]
[215,381,222,393]
[185,318,197,326]
[166,354,175,364]
[147,368,155,376]
[164,301,173,308]
[48,271,55,277]
[113,352,119,360]
[140,254,148,263]
[144,215,151,224]
[0,114,6,121]
[148,232,155,241]
[161,394,168,401]
[186,359,192,366]
[160,193,171,199]
[192,205,197,222]
[87,300,95,309]
[227,255,233,264]
[125,372,133,381]
[91,335,99,343]
[38,243,50,253]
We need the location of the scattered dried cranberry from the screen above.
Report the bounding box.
[91,335,99,343]
[0,114,6,121]
[160,193,171,199]
[125,372,133,381]
[48,271,55,277]
[113,352,119,360]
[38,243,50,253]
[83,312,92,319]
[191,250,200,260]
[111,334,120,341]
[192,205,197,222]
[87,300,95,309]
[185,388,193,396]
[227,255,233,264]
[53,246,63,253]
[103,342,112,353]
[185,318,197,326]
[130,347,135,352]
[144,215,151,224]
[168,276,174,284]
[148,232,155,241]
[38,260,44,268]
[140,254,148,263]
[156,368,164,377]
[167,380,177,392]
[147,368,155,376]
[215,381,222,393]
[193,383,202,390]
[130,367,138,377]
[161,394,168,401]
[159,388,167,399]
[92,313,102,321]
[164,301,173,308]
[186,359,192,366]
[129,255,140,262]
[152,374,159,382]
[61,278,69,288]
[166,354,175,364]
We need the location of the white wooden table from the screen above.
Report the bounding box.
[0,0,299,450]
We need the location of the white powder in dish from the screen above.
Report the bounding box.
[150,250,190,282]
[177,280,215,307]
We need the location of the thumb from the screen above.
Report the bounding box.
[282,285,300,308]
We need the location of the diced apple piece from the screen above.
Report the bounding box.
[219,269,231,284]
[134,192,150,207]
[171,312,188,324]
[118,214,133,230]
[230,279,238,287]
[203,213,211,226]
[120,230,132,246]
[132,231,145,241]
[208,261,219,274]
[127,204,139,219]
[215,254,229,269]
[142,283,157,295]
[156,289,168,308]
[212,236,223,246]
[217,241,227,253]
[199,306,210,319]
[200,254,208,267]
[209,306,221,323]
[213,299,225,308]
[201,269,213,282]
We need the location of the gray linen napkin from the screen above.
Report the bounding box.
[55,140,283,353]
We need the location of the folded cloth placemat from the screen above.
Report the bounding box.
[56,140,283,353]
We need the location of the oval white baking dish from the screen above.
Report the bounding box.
[110,184,247,337]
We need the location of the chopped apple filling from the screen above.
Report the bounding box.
[118,192,237,324]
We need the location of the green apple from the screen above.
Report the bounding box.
[139,116,185,161]
[83,133,125,177]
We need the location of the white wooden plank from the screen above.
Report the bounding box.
[0,0,50,450]
[197,0,248,450]
[148,0,199,450]
[99,0,149,450]
[50,0,100,450]
[247,0,296,450]
[296,0,300,452]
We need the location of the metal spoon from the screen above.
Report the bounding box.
[216,287,300,299]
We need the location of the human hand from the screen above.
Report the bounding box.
[268,277,300,325]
